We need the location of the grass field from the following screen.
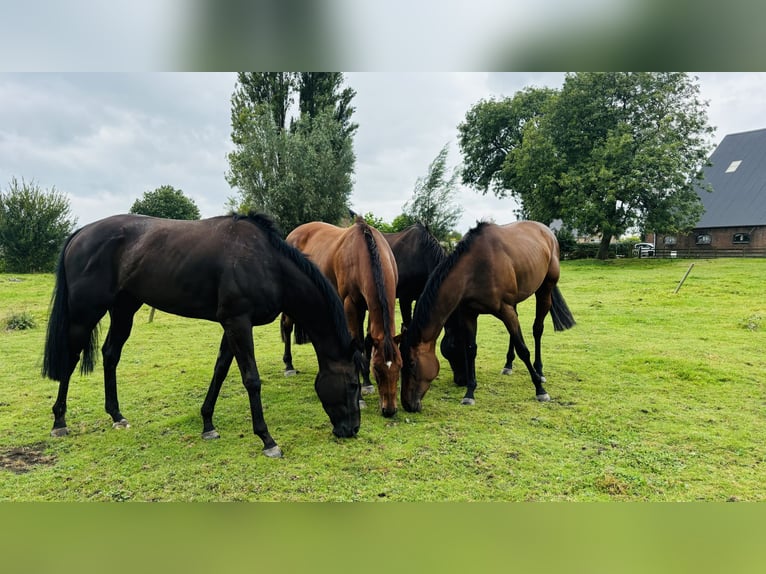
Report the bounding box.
[1,258,764,501]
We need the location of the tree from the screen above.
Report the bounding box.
[226,72,357,234]
[458,87,556,196]
[458,73,714,259]
[402,143,463,242]
[0,178,77,272]
[129,185,201,220]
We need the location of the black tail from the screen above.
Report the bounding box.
[550,285,576,332]
[293,323,311,345]
[41,231,99,381]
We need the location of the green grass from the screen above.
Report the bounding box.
[1,259,764,501]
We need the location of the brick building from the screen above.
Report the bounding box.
[660,128,766,256]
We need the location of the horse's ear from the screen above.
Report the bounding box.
[394,333,402,345]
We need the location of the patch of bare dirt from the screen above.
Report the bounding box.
[0,443,57,474]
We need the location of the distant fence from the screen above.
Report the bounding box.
[652,248,766,259]
[562,245,766,260]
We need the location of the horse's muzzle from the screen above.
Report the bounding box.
[401,398,422,413]
[333,424,359,438]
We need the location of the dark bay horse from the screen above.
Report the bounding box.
[42,213,362,458]
[281,218,402,417]
[400,220,575,412]
[382,223,446,330]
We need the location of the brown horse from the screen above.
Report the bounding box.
[42,213,363,458]
[281,217,402,417]
[400,220,575,412]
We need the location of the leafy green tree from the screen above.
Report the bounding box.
[0,178,76,272]
[227,72,357,234]
[129,185,201,220]
[458,87,556,196]
[459,73,714,259]
[362,212,394,233]
[402,143,463,242]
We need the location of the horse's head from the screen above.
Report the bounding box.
[370,335,403,418]
[401,338,440,413]
[315,352,363,438]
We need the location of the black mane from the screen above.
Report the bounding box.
[405,221,491,346]
[357,218,398,362]
[411,222,447,268]
[234,212,353,349]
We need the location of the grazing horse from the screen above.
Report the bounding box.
[42,213,362,458]
[281,218,402,417]
[381,223,446,330]
[400,220,575,413]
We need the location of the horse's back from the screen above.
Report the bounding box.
[63,214,282,320]
[457,221,558,304]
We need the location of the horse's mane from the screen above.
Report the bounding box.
[233,212,353,349]
[405,220,492,346]
[411,222,447,267]
[356,218,398,362]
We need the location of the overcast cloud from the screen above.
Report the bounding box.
[1,72,765,234]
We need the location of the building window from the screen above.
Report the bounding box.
[733,233,750,244]
[663,236,677,245]
[725,160,742,173]
[696,233,712,245]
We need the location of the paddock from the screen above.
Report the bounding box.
[1,258,764,501]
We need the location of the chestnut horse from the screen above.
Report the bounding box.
[400,220,575,413]
[42,213,363,458]
[281,217,402,417]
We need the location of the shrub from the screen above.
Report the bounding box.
[4,311,37,331]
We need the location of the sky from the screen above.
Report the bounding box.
[1,72,765,234]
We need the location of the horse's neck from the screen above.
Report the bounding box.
[419,276,466,344]
[283,269,348,359]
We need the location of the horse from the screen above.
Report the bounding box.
[381,223,446,330]
[42,213,363,458]
[382,224,523,379]
[281,217,402,417]
[400,220,576,413]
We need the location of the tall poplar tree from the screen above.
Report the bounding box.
[226,72,357,234]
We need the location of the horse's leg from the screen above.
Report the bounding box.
[501,338,516,375]
[458,313,479,406]
[532,287,554,381]
[52,316,104,436]
[280,313,298,376]
[347,299,374,397]
[200,333,234,439]
[223,316,281,458]
[501,305,517,375]
[400,298,413,332]
[498,303,550,402]
[101,294,142,429]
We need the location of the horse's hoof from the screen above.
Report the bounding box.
[284,369,298,377]
[540,376,547,383]
[50,427,69,437]
[263,445,283,458]
[202,430,220,439]
[361,385,375,395]
[536,393,551,402]
[112,419,130,429]
[359,399,367,409]
[461,398,475,406]
[501,368,513,376]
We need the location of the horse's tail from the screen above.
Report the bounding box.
[41,231,99,381]
[550,285,576,332]
[293,323,311,345]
